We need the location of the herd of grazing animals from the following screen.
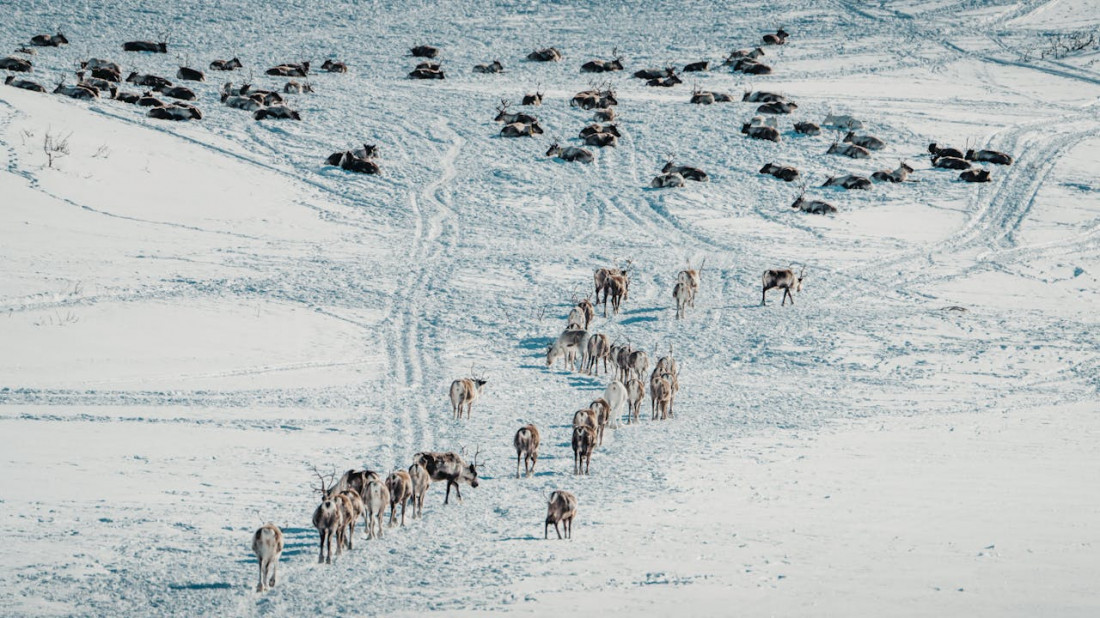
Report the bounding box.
[3,26,1019,593]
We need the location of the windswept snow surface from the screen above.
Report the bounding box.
[1,0,1099,615]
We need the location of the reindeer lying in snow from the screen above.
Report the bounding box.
[210,57,242,71]
[473,60,504,74]
[763,28,790,45]
[843,131,884,150]
[872,162,913,183]
[966,148,1013,165]
[581,49,624,73]
[822,174,872,190]
[254,105,301,120]
[792,190,837,214]
[760,162,800,182]
[652,172,685,188]
[267,62,309,77]
[31,31,68,47]
[795,121,821,135]
[148,103,202,121]
[547,143,593,163]
[528,47,562,62]
[742,123,780,142]
[0,56,33,72]
[663,161,707,181]
[5,76,45,92]
[327,145,379,174]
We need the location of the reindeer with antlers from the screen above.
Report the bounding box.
[522,83,544,105]
[449,371,488,419]
[414,448,482,504]
[762,266,806,306]
[310,467,344,564]
[791,183,837,214]
[581,48,624,73]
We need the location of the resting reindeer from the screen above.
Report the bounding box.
[792,190,837,214]
[321,59,347,73]
[0,57,32,72]
[449,376,487,419]
[414,449,481,505]
[473,59,504,73]
[872,162,913,183]
[252,523,284,592]
[822,174,872,190]
[410,45,441,58]
[528,47,562,62]
[732,58,772,74]
[31,32,68,47]
[176,66,204,81]
[547,143,594,163]
[928,143,964,159]
[545,490,578,539]
[495,100,537,125]
[579,123,621,138]
[843,131,885,151]
[757,101,797,114]
[794,121,821,135]
[966,149,1013,165]
[760,162,800,182]
[762,267,805,306]
[741,122,780,142]
[960,168,991,183]
[743,88,786,103]
[581,49,623,73]
[724,47,765,64]
[209,57,242,71]
[663,161,708,181]
[762,28,790,45]
[122,39,167,53]
[5,76,45,92]
[823,113,863,130]
[652,172,685,188]
[514,424,540,477]
[522,85,544,105]
[500,120,543,137]
[827,141,870,159]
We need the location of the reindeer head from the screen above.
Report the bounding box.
[796,266,806,291]
[494,99,512,121]
[464,446,481,487]
[546,142,561,157]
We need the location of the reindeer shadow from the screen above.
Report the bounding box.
[169,582,235,590]
[622,307,662,315]
[620,315,659,326]
[517,336,552,350]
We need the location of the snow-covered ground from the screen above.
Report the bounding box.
[1,0,1098,615]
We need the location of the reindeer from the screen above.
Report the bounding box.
[567,304,587,330]
[522,84,544,105]
[932,154,970,170]
[545,491,578,539]
[76,76,118,98]
[827,141,870,159]
[742,88,786,103]
[647,74,682,88]
[683,60,709,72]
[590,398,611,445]
[500,121,543,137]
[763,28,790,45]
[654,348,679,385]
[575,294,596,329]
[546,142,594,163]
[794,121,821,135]
[792,190,837,214]
[758,101,798,114]
[749,115,779,129]
[581,48,623,73]
[113,90,139,103]
[126,72,172,89]
[723,48,765,64]
[741,122,780,142]
[572,425,596,475]
[604,380,628,426]
[408,462,430,518]
[361,479,390,539]
[626,349,649,382]
[414,449,481,504]
[585,131,618,147]
[547,329,587,371]
[176,66,204,81]
[494,100,537,124]
[161,85,196,100]
[651,374,674,420]
[843,131,885,150]
[224,95,264,111]
[610,342,633,382]
[627,377,644,423]
[966,149,1013,165]
[210,57,242,71]
[327,151,380,174]
[410,45,441,58]
[594,267,625,312]
[254,106,301,120]
[573,408,598,433]
[514,424,540,477]
[822,174,872,190]
[136,92,165,107]
[87,65,121,82]
[583,332,610,375]
[252,523,284,592]
[83,58,122,73]
[677,259,703,308]
[5,76,45,92]
[634,66,675,79]
[386,471,413,527]
[607,273,629,315]
[733,58,772,74]
[960,168,991,183]
[311,469,344,563]
[449,375,488,419]
[30,32,68,47]
[760,162,800,182]
[284,80,314,94]
[871,161,913,183]
[267,64,307,77]
[329,469,381,499]
[333,490,360,550]
[321,59,348,73]
[928,143,964,159]
[473,60,504,74]
[0,56,32,72]
[673,282,691,319]
[662,161,708,182]
[579,123,621,138]
[123,39,168,53]
[409,67,445,79]
[54,82,98,100]
[762,267,805,306]
[528,47,562,62]
[593,108,616,122]
[14,46,35,55]
[148,103,202,121]
[823,113,863,130]
[415,61,442,71]
[652,172,685,188]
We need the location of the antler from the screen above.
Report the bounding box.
[472,445,481,467]
[309,464,328,496]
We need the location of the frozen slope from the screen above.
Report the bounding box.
[1,0,1098,615]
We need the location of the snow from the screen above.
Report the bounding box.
[1,0,1099,615]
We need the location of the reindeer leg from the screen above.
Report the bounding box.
[270,558,278,588]
[401,498,407,526]
[762,287,767,306]
[555,521,563,539]
[389,501,396,526]
[454,483,463,503]
[318,531,325,564]
[444,480,452,505]
[517,453,521,479]
[257,558,266,591]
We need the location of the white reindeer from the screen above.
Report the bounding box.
[449,376,488,419]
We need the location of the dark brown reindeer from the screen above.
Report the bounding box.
[572,425,595,475]
[123,32,168,53]
[311,468,344,564]
[966,148,1013,165]
[176,64,205,82]
[760,163,800,182]
[932,154,970,169]
[254,105,301,120]
[732,58,772,74]
[683,60,709,72]
[827,138,870,159]
[928,143,964,159]
[31,31,69,47]
[762,266,805,306]
[795,121,821,135]
[410,45,441,58]
[647,73,682,88]
[822,174,872,190]
[522,84,544,105]
[741,122,780,142]
[0,56,33,72]
[662,160,708,181]
[267,62,309,77]
[960,168,991,182]
[757,101,798,114]
[581,48,624,73]
[5,76,46,92]
[473,60,503,74]
[634,66,675,79]
[723,47,764,65]
[528,47,562,62]
[148,103,202,121]
[321,59,347,73]
[584,131,618,147]
[762,28,790,45]
[414,449,481,504]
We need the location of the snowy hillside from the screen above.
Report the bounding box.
[1,0,1098,615]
